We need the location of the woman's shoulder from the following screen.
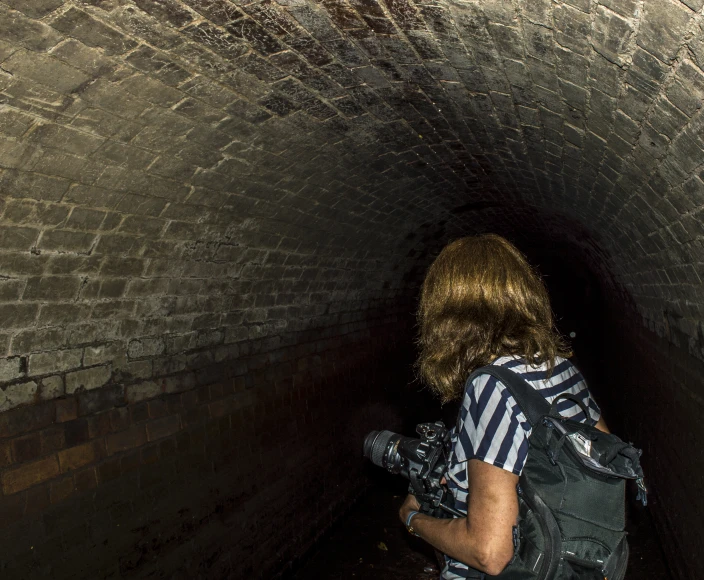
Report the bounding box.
[487,355,583,390]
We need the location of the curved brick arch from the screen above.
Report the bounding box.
[0,0,701,577]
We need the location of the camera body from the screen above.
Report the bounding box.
[363,421,462,518]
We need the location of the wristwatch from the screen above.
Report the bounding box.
[405,510,420,536]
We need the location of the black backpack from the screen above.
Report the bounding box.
[460,366,647,580]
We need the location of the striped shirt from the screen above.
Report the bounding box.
[441,355,601,579]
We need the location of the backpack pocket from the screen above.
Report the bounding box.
[557,464,626,531]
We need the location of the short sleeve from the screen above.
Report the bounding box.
[455,374,530,476]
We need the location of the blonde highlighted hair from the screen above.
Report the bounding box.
[417,234,570,403]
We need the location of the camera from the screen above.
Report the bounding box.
[363,421,463,517]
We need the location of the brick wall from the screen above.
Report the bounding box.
[593,304,703,580]
[0,311,417,578]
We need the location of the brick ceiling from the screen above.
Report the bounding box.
[1,0,704,403]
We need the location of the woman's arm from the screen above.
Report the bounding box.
[399,459,519,576]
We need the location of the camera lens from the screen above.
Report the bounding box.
[363,430,398,468]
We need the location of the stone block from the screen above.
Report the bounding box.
[0,170,70,203]
[38,375,64,401]
[552,4,591,56]
[105,424,147,455]
[50,8,138,56]
[38,230,96,254]
[0,280,24,302]
[83,343,125,367]
[31,124,105,156]
[0,380,37,412]
[3,0,65,18]
[638,0,693,64]
[65,365,112,395]
[128,337,166,360]
[133,0,195,28]
[0,107,36,138]
[23,276,82,301]
[666,61,704,118]
[0,304,39,329]
[2,50,89,93]
[58,440,103,472]
[29,349,82,376]
[591,6,635,66]
[2,455,59,495]
[146,414,181,441]
[0,5,63,52]
[126,380,162,404]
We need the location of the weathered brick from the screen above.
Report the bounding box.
[50,8,138,56]
[49,476,75,504]
[106,424,147,455]
[2,50,89,92]
[0,225,40,250]
[0,380,38,412]
[125,380,162,403]
[0,439,12,467]
[38,375,64,401]
[146,414,181,441]
[2,455,59,494]
[73,466,97,492]
[29,349,82,376]
[58,440,104,473]
[127,338,165,359]
[77,384,123,416]
[65,365,112,395]
[0,5,63,51]
[55,397,77,423]
[0,357,23,382]
[23,277,82,301]
[12,432,41,463]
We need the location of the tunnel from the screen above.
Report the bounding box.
[0,0,701,577]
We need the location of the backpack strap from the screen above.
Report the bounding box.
[466,365,550,428]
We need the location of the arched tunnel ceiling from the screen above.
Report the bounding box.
[1,0,704,403]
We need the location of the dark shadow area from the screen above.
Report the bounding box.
[288,472,439,580]
[289,238,672,579]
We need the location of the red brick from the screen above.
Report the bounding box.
[120,449,142,473]
[146,415,181,441]
[148,398,169,419]
[141,444,159,465]
[109,407,130,431]
[0,439,12,467]
[131,402,149,423]
[87,412,112,439]
[12,432,42,463]
[55,398,77,423]
[97,456,121,483]
[197,385,210,402]
[0,402,54,438]
[106,425,147,455]
[50,477,76,504]
[40,425,66,456]
[74,467,97,492]
[0,493,25,529]
[58,440,104,473]
[181,390,198,408]
[24,484,50,516]
[2,455,60,494]
[63,419,88,446]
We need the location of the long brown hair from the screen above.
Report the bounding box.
[417,234,570,403]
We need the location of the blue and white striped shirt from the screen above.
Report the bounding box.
[442,355,601,579]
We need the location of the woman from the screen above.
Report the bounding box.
[399,234,608,579]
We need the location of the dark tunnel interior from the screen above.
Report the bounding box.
[1,0,704,579]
